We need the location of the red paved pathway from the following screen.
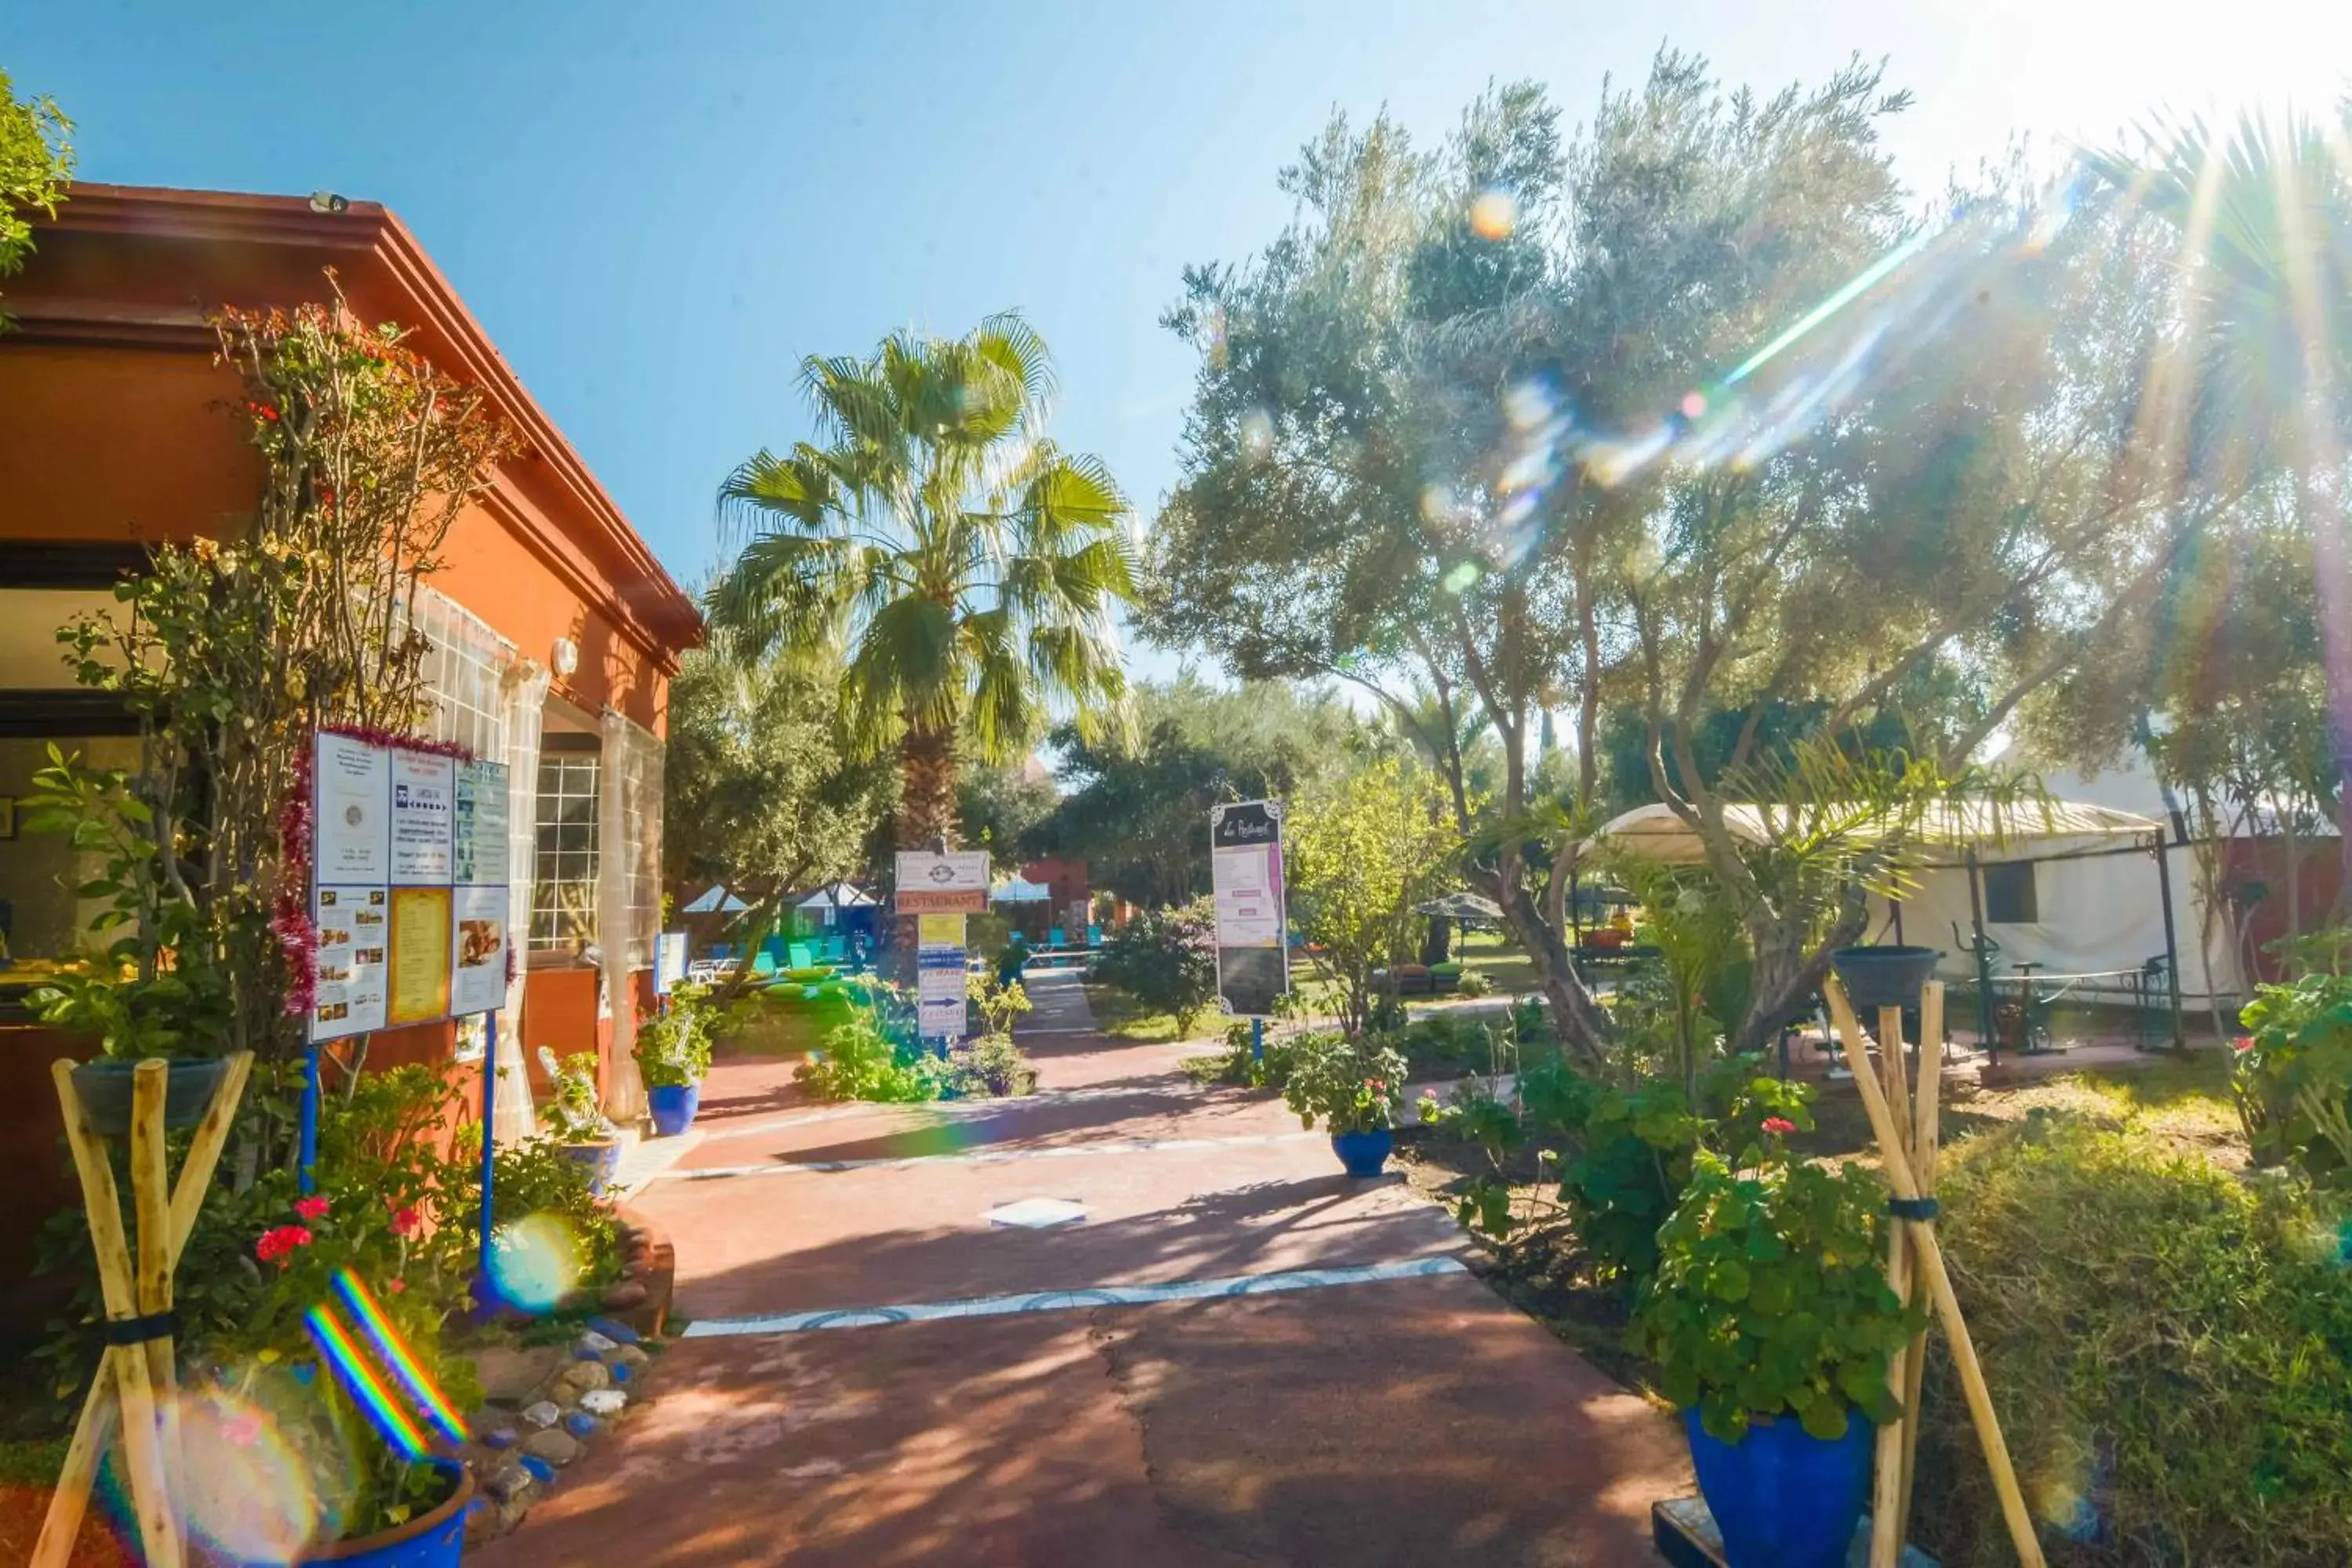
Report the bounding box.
[477,967,1687,1566]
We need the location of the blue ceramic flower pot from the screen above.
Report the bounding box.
[647,1082,700,1138]
[1685,1406,1874,1568]
[559,1136,622,1196]
[303,1460,470,1566]
[1330,1127,1393,1177]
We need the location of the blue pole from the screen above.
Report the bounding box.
[1251,1016,1264,1064]
[297,1044,321,1195]
[479,1011,498,1289]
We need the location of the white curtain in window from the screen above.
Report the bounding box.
[597,707,647,1123]
[492,659,550,1142]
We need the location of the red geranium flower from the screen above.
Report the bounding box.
[387,1279,408,1294]
[293,1195,329,1221]
[255,1225,314,1266]
[390,1206,421,1237]
[2233,1036,2256,1054]
[1762,1116,1798,1135]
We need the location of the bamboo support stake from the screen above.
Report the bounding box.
[32,1055,248,1568]
[1896,983,1947,1555]
[1869,1004,1915,1568]
[1828,982,2045,1568]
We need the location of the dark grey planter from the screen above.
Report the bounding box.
[1830,946,1943,1011]
[70,1057,229,1136]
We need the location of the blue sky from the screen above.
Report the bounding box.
[7,1,2348,658]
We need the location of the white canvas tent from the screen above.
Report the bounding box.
[796,881,877,927]
[1588,789,2220,1041]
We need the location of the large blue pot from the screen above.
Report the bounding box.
[302,1461,470,1566]
[559,1136,623,1196]
[647,1082,701,1137]
[1685,1406,1873,1568]
[1330,1127,1394,1178]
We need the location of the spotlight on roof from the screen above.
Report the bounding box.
[309,191,350,214]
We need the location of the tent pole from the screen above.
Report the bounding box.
[1965,848,1995,1062]
[2151,829,2186,1051]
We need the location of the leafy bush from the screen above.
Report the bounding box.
[1424,1052,1811,1286]
[943,1033,1039,1098]
[1913,1119,2352,1567]
[1638,1136,1918,1443]
[1094,898,1218,1033]
[1456,968,1494,998]
[793,1011,946,1103]
[535,1047,611,1140]
[633,983,716,1088]
[2233,932,2352,1188]
[1184,1021,1315,1087]
[1283,1031,1408,1134]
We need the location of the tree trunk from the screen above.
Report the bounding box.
[2299,464,2352,924]
[1421,916,1452,966]
[1732,895,1869,1059]
[1492,846,1615,1067]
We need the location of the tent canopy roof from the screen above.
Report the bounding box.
[993,877,1053,902]
[1588,798,2162,867]
[796,881,877,909]
[1415,891,1506,920]
[683,885,750,915]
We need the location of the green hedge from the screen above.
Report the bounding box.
[1913,1118,2352,1566]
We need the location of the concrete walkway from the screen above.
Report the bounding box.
[477,966,1688,1566]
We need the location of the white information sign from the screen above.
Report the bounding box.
[390,750,457,885]
[452,760,510,887]
[309,731,511,1041]
[916,967,968,1004]
[896,850,992,894]
[918,996,967,1037]
[654,931,689,996]
[449,883,511,1018]
[314,733,390,884]
[311,884,389,1040]
[1210,799,1290,1017]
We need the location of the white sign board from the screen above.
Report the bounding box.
[310,731,511,1041]
[918,995,967,1038]
[896,850,992,893]
[654,931,689,996]
[390,751,456,885]
[1210,799,1290,1017]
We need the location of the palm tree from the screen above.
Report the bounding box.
[712,313,1135,859]
[2091,109,2352,890]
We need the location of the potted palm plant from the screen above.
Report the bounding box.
[633,984,715,1137]
[536,1047,621,1193]
[1636,1120,1922,1568]
[1282,1032,1409,1176]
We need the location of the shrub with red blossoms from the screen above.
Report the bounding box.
[1762,1116,1798,1134]
[255,1225,314,1266]
[293,1195,329,1221]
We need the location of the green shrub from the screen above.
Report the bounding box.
[793,1011,946,1103]
[2233,932,2352,1189]
[943,1033,1039,1098]
[1456,969,1494,997]
[1638,1145,1918,1442]
[1182,1022,1312,1088]
[633,983,716,1088]
[1093,898,1218,1033]
[1913,1119,2352,1566]
[1283,1031,1409,1134]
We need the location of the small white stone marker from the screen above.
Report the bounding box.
[578,1388,627,1417]
[986,1198,1087,1229]
[576,1330,620,1356]
[518,1401,563,1429]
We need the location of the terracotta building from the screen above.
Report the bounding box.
[0,185,700,1334]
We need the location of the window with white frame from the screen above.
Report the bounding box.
[413,588,512,762]
[531,750,600,953]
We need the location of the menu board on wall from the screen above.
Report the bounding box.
[310,884,389,1040]
[387,887,453,1025]
[309,731,512,1042]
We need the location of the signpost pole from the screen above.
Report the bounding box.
[1252,1017,1264,1064]
[479,1011,498,1289]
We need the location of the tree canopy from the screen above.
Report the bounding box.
[710,313,1137,851]
[0,64,72,325]
[1145,51,2185,1058]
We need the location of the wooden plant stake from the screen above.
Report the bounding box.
[1826,981,2045,1568]
[1895,982,1945,1555]
[34,1053,253,1568]
[1869,1002,1914,1568]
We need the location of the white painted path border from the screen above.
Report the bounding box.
[681,1257,1468,1337]
[649,1129,1325,1181]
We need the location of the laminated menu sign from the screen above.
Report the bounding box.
[390,750,456,885]
[314,733,390,883]
[449,883,510,1018]
[452,760,510,887]
[387,887,453,1025]
[1210,799,1290,1017]
[310,884,389,1040]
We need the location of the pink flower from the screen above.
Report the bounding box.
[219,1408,263,1447]
[1365,1079,1388,1092]
[2233,1036,2256,1054]
[255,1225,314,1266]
[387,1279,408,1294]
[293,1196,329,1221]
[1762,1116,1798,1135]
[390,1206,421,1237]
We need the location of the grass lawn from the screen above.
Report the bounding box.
[1450,928,1541,996]
[1082,982,1221,1044]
